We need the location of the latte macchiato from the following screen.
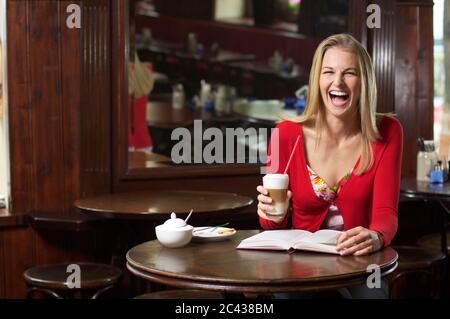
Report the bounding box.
[263,174,289,216]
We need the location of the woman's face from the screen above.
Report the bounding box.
[319,47,361,119]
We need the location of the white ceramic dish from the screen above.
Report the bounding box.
[232,99,285,122]
[192,227,236,242]
[155,213,194,248]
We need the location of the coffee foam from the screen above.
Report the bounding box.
[263,174,289,189]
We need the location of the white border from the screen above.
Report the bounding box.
[0,0,10,210]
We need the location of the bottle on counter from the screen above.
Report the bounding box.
[429,161,444,184]
[214,85,228,115]
[187,32,198,56]
[172,83,185,110]
[417,139,438,182]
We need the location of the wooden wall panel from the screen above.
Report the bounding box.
[416,3,434,143]
[0,230,4,297]
[1,227,34,298]
[370,0,396,114]
[348,0,368,47]
[8,0,84,216]
[80,0,112,198]
[7,0,35,215]
[3,0,113,298]
[34,231,97,265]
[395,1,434,177]
[28,0,66,216]
[60,0,82,216]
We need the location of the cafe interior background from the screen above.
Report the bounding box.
[0,0,449,299]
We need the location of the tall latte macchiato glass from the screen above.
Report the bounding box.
[263,174,289,216]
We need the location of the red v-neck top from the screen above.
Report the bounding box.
[260,116,403,247]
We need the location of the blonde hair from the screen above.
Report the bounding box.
[292,33,386,175]
[128,53,154,98]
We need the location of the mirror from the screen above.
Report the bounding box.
[124,0,350,173]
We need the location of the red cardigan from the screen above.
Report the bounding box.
[260,116,403,247]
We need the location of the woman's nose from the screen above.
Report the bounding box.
[333,73,344,86]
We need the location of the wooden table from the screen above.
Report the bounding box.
[74,190,254,220]
[401,177,450,254]
[146,101,196,129]
[126,230,398,294]
[128,151,171,169]
[401,177,450,200]
[75,191,254,272]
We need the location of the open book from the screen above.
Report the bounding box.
[236,229,344,254]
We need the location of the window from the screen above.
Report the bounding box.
[434,0,449,159]
[0,0,10,209]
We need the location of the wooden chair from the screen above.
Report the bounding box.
[387,246,446,298]
[24,262,122,299]
[134,289,224,299]
[417,231,450,297]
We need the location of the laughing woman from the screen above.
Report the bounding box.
[256,34,403,298]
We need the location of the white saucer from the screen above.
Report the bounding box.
[192,227,236,242]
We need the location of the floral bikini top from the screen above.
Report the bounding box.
[307,165,353,230]
[307,165,352,202]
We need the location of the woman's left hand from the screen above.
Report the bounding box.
[336,227,382,256]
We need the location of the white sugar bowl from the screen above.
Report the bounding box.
[155,213,194,248]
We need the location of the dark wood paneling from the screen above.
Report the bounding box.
[416,2,434,141]
[7,0,114,208]
[370,0,396,114]
[8,0,84,216]
[7,0,35,215]
[112,0,129,191]
[3,0,113,298]
[28,0,66,216]
[0,228,4,297]
[395,0,434,177]
[0,209,25,227]
[348,0,368,47]
[395,7,417,177]
[80,0,112,197]
[1,227,35,298]
[60,0,82,216]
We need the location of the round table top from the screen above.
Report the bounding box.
[146,101,196,129]
[74,190,254,220]
[401,177,450,200]
[126,230,398,293]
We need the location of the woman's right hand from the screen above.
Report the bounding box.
[256,185,292,224]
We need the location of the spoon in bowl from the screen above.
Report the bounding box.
[184,209,194,223]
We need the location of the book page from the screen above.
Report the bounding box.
[298,229,343,245]
[238,230,311,250]
[294,242,339,254]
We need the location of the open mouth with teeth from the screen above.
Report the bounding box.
[329,90,350,108]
